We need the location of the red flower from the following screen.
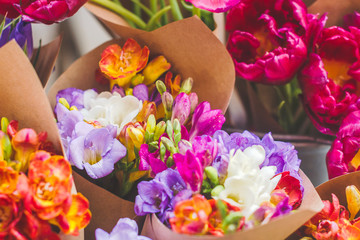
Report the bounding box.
[225,0,308,84]
[298,26,360,135]
[272,171,303,209]
[0,0,87,24]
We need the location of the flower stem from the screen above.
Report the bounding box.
[150,0,158,13]
[90,0,147,29]
[146,6,171,31]
[169,0,183,21]
[192,6,201,18]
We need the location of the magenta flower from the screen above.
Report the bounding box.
[343,12,360,30]
[138,144,167,177]
[173,150,203,193]
[171,93,191,125]
[189,102,225,140]
[191,135,218,168]
[326,110,360,179]
[225,0,308,84]
[0,0,88,24]
[298,26,360,135]
[185,0,241,13]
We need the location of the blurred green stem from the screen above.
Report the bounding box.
[169,0,183,20]
[90,0,147,29]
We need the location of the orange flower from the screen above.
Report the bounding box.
[136,101,157,123]
[53,193,91,235]
[99,39,149,89]
[142,56,171,85]
[28,151,72,220]
[0,161,18,194]
[164,72,181,97]
[169,194,212,235]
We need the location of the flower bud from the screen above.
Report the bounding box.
[161,137,176,153]
[143,56,171,85]
[346,185,360,220]
[180,77,193,94]
[166,120,173,140]
[211,185,225,197]
[166,156,174,168]
[156,80,167,95]
[160,142,166,162]
[146,114,156,134]
[1,117,9,133]
[205,166,219,186]
[154,121,166,141]
[189,92,199,114]
[161,92,173,119]
[127,127,145,149]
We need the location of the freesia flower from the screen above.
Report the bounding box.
[326,111,360,178]
[344,12,360,30]
[189,101,225,140]
[0,0,88,24]
[0,194,24,238]
[99,39,149,89]
[185,0,241,13]
[95,218,151,240]
[56,88,85,110]
[298,25,360,135]
[225,0,308,84]
[28,151,72,220]
[169,194,212,235]
[80,89,142,135]
[69,124,126,179]
[216,145,281,218]
[0,18,33,57]
[164,72,181,98]
[142,56,171,85]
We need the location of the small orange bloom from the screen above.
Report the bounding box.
[170,194,212,235]
[99,39,149,89]
[142,56,171,85]
[164,72,181,97]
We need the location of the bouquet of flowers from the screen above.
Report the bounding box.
[47,16,235,238]
[0,41,91,239]
[138,130,323,239]
[293,171,360,239]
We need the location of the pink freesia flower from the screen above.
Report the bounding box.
[298,26,360,135]
[326,111,360,179]
[225,0,308,84]
[0,0,88,24]
[344,12,360,30]
[185,0,241,13]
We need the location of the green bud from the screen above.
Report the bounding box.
[205,166,219,186]
[161,137,175,152]
[216,199,228,220]
[174,133,181,145]
[223,212,243,234]
[146,114,156,133]
[162,92,173,115]
[160,142,166,162]
[173,119,181,135]
[131,74,144,86]
[154,121,166,141]
[166,120,173,140]
[1,117,9,133]
[1,135,12,160]
[180,77,193,94]
[166,155,174,168]
[58,97,70,109]
[156,80,167,95]
[211,185,225,197]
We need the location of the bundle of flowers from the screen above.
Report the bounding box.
[135,129,318,239]
[0,117,91,239]
[47,17,235,237]
[293,170,360,239]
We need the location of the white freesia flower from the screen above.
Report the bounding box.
[80,89,142,135]
[216,145,281,218]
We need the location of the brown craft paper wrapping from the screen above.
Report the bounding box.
[47,16,234,239]
[0,41,83,240]
[31,35,62,88]
[141,170,323,240]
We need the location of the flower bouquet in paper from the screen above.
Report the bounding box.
[291,171,360,239]
[47,17,235,239]
[0,41,91,239]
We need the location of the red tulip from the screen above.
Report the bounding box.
[0,0,88,24]
[298,26,360,135]
[225,0,308,84]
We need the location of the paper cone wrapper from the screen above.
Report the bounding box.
[316,171,360,205]
[31,35,62,88]
[308,0,360,27]
[140,170,323,240]
[47,16,234,239]
[0,41,83,240]
[48,16,234,112]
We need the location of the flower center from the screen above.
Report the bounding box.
[322,59,352,87]
[254,27,277,58]
[85,148,103,165]
[36,181,55,200]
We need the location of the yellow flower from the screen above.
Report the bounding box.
[142,56,171,85]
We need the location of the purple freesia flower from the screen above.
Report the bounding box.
[0,18,33,57]
[213,130,302,188]
[69,124,126,179]
[95,218,151,240]
[189,101,225,140]
[56,87,85,109]
[135,169,188,220]
[133,84,149,101]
